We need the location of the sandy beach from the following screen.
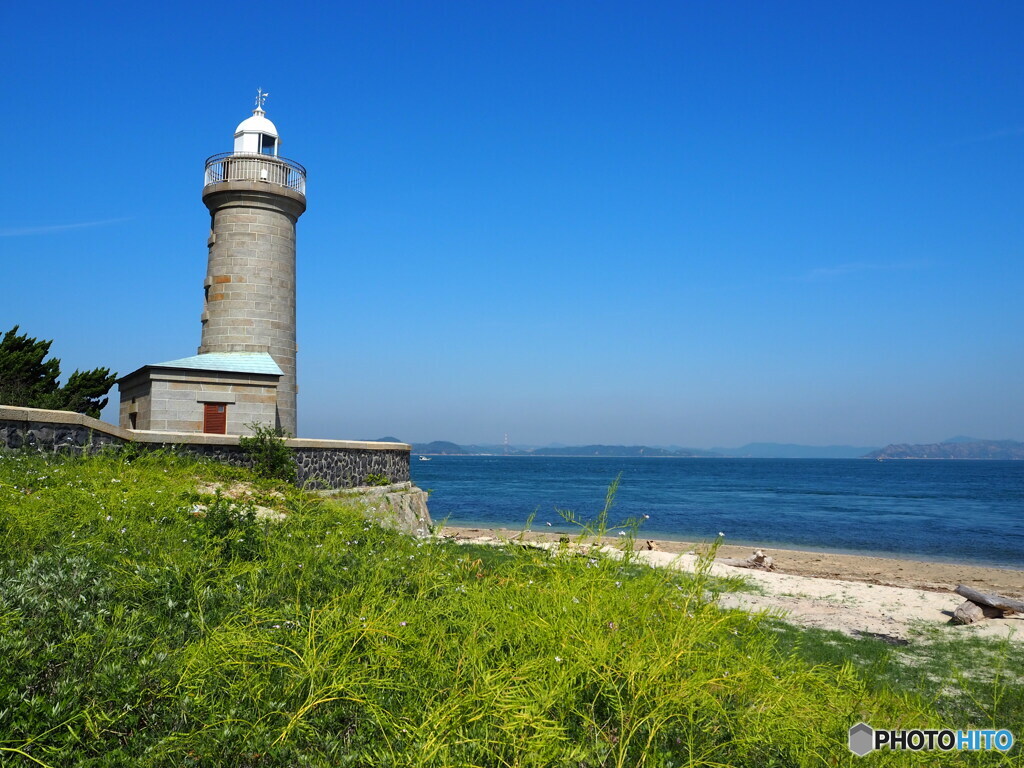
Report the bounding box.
[443,525,1024,642]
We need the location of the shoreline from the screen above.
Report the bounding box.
[441,520,1024,571]
[441,524,1024,598]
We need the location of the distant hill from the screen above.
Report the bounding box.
[715,443,879,459]
[864,440,1024,460]
[412,440,467,455]
[522,444,718,458]
[412,441,718,457]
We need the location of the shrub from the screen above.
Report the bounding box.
[238,422,296,483]
[364,472,390,486]
[195,492,266,562]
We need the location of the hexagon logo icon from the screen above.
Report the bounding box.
[848,722,874,756]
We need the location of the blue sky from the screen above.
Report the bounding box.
[2,1,1022,447]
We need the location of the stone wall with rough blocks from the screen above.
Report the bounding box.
[0,416,125,453]
[0,406,411,490]
[199,181,306,436]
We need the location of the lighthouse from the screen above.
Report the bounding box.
[118,93,307,436]
[198,91,307,435]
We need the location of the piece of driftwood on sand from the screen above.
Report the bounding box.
[951,584,1023,625]
[955,585,1024,613]
[952,600,1004,624]
[719,549,775,571]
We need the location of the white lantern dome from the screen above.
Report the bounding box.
[233,91,280,156]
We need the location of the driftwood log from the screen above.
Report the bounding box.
[955,585,1024,614]
[720,549,775,571]
[952,600,1004,625]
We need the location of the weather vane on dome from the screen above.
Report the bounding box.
[255,88,269,111]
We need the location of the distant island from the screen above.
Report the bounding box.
[864,439,1024,460]
[406,441,873,459]
[397,437,1024,460]
[713,443,878,459]
[407,441,717,457]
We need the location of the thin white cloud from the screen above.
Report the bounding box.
[0,217,131,237]
[947,126,1024,147]
[799,260,928,282]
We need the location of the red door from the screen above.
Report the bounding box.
[203,404,227,434]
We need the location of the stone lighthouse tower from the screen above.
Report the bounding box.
[117,93,307,437]
[198,92,306,435]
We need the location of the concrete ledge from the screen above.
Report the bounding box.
[320,481,414,497]
[121,428,409,452]
[285,438,411,452]
[0,405,133,440]
[195,392,236,404]
[203,182,306,218]
[0,406,409,452]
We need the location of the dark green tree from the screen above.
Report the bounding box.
[0,326,117,418]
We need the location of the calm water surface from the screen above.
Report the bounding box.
[411,457,1024,569]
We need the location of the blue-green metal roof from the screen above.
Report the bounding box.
[152,352,283,376]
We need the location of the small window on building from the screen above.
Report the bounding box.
[203,403,227,434]
[129,412,137,430]
[260,135,277,156]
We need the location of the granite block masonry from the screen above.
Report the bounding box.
[199,180,305,435]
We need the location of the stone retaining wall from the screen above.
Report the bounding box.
[0,406,410,489]
[319,482,432,537]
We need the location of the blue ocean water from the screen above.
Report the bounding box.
[411,457,1024,569]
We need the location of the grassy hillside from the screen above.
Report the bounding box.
[0,450,1011,766]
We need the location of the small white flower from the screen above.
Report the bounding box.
[554,656,562,663]
[618,531,626,536]
[718,531,725,537]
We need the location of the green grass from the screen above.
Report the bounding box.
[765,620,1024,729]
[0,449,1017,766]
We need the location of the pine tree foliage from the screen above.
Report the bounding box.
[0,325,117,418]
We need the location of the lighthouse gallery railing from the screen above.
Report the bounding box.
[204,153,306,195]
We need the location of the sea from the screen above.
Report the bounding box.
[410,457,1024,570]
